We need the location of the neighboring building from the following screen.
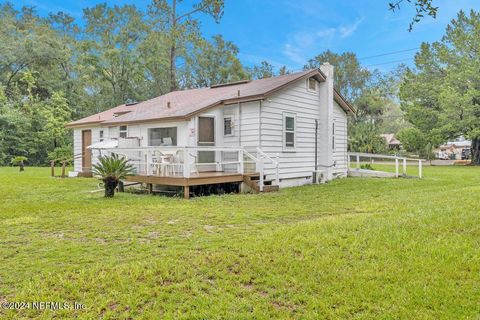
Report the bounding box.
[435,138,472,160]
[381,133,402,150]
[66,66,355,196]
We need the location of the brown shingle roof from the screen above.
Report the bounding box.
[66,69,354,128]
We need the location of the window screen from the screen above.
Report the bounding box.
[119,125,128,138]
[285,116,295,148]
[198,117,215,145]
[224,117,233,136]
[149,127,177,146]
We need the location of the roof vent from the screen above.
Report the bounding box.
[210,79,251,88]
[125,99,138,106]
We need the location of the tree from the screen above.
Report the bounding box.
[183,35,248,87]
[250,61,275,80]
[388,0,439,31]
[348,122,387,154]
[80,4,147,109]
[39,91,72,149]
[149,0,224,91]
[305,51,371,102]
[400,10,480,164]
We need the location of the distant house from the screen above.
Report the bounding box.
[381,134,401,150]
[66,65,355,197]
[435,138,472,160]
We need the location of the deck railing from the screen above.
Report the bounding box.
[96,145,279,190]
[348,152,424,178]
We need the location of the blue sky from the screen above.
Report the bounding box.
[8,0,480,72]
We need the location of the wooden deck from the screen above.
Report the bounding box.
[125,171,244,198]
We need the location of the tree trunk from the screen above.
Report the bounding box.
[169,0,177,92]
[472,138,480,165]
[19,161,24,172]
[104,178,118,198]
[169,44,176,92]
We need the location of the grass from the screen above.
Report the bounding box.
[1,166,479,319]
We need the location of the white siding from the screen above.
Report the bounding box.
[259,78,321,186]
[239,101,260,150]
[258,77,349,186]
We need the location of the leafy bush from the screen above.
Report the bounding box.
[360,163,375,170]
[349,122,387,154]
[11,156,28,171]
[92,154,135,198]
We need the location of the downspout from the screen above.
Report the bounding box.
[238,102,242,146]
[259,100,262,148]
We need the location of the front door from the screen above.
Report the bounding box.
[82,130,92,173]
[197,116,215,171]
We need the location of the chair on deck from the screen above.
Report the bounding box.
[173,149,198,176]
[152,151,175,176]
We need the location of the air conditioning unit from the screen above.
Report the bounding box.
[313,170,326,184]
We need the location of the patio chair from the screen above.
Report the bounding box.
[174,149,198,176]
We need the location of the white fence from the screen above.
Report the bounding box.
[348,152,424,178]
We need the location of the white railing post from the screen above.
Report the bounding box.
[238,149,244,174]
[275,153,280,185]
[395,157,399,178]
[403,158,407,176]
[259,156,264,192]
[146,150,152,175]
[419,160,423,178]
[183,147,191,178]
[356,155,360,169]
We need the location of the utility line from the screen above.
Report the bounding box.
[365,58,414,67]
[359,48,419,60]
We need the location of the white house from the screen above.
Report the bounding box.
[66,65,355,197]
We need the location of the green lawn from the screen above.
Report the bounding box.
[1,166,479,319]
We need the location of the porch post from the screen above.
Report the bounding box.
[146,150,152,175]
[183,147,191,178]
[259,156,264,192]
[238,149,244,174]
[275,153,280,185]
[395,158,399,177]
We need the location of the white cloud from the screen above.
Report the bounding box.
[339,17,365,38]
[282,17,365,67]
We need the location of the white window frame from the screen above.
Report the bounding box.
[119,125,128,139]
[307,77,317,93]
[223,116,234,137]
[283,112,296,151]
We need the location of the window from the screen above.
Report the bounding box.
[224,116,233,136]
[99,130,104,142]
[284,113,296,149]
[148,127,177,146]
[198,117,215,145]
[119,125,128,138]
[307,77,317,91]
[332,121,335,150]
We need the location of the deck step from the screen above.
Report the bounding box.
[242,173,279,193]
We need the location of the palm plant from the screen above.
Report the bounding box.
[92,154,135,198]
[11,156,28,171]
